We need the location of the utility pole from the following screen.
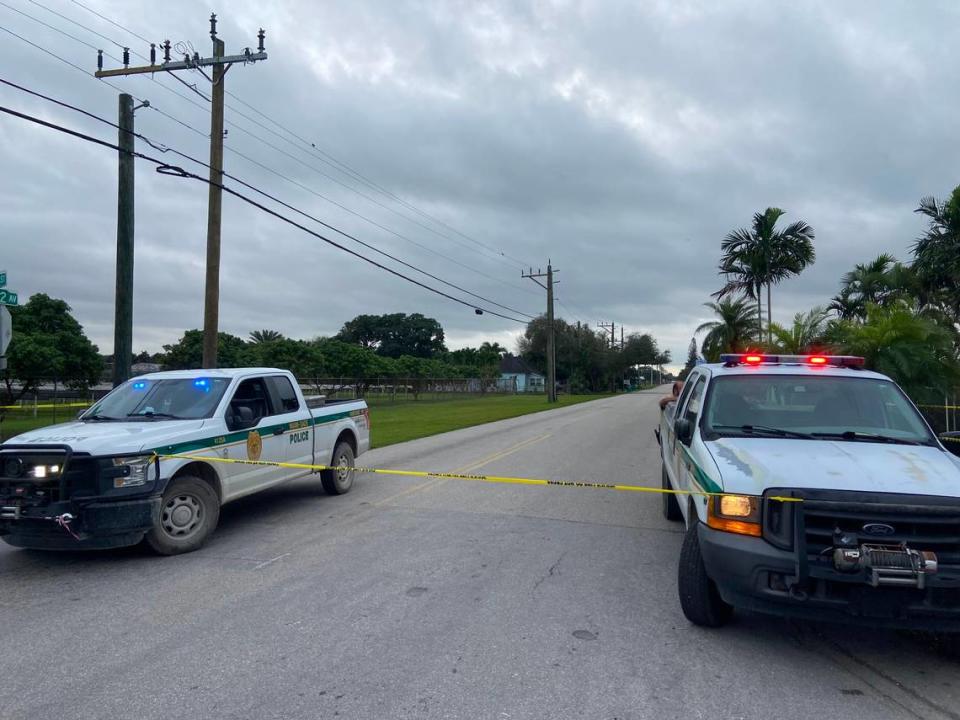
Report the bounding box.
[96,15,268,369]
[523,263,558,402]
[112,93,135,387]
[204,34,226,369]
[597,322,615,349]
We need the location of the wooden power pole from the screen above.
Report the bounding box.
[112,93,135,387]
[96,15,268,369]
[523,263,558,402]
[203,37,226,369]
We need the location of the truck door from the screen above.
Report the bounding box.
[265,375,313,468]
[674,375,707,498]
[665,375,698,482]
[224,376,289,495]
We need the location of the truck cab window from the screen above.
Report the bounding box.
[229,378,274,426]
[267,376,301,413]
[681,377,707,427]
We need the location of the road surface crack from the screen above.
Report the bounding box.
[533,551,566,592]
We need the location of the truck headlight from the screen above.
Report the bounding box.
[111,456,153,488]
[708,494,762,537]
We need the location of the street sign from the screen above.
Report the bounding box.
[0,289,18,306]
[0,271,6,288]
[0,306,10,357]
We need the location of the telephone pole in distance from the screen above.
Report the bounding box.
[597,321,615,349]
[96,14,267,369]
[523,263,558,402]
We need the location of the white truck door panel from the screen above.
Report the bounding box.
[224,376,289,496]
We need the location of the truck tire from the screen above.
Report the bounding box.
[145,475,220,555]
[662,464,683,521]
[678,521,733,627]
[321,441,355,495]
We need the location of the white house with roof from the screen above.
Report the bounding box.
[499,354,545,393]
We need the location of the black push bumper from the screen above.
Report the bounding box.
[0,443,163,550]
[0,495,161,550]
[698,523,960,632]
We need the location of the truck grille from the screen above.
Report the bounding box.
[764,488,960,569]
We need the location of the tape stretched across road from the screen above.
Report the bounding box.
[155,453,803,503]
[919,404,960,411]
[0,401,91,411]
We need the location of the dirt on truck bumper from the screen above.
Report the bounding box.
[698,488,960,632]
[0,444,163,551]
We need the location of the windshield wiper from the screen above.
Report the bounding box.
[713,424,814,439]
[127,411,184,420]
[83,414,121,422]
[813,431,923,446]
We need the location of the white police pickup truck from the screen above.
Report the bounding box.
[0,368,370,554]
[658,353,960,646]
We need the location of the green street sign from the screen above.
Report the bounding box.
[0,271,6,288]
[0,289,18,306]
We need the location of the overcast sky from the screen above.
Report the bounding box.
[2,0,958,369]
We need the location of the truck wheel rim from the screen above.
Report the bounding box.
[161,493,203,538]
[337,453,353,485]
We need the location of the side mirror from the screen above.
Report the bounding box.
[226,405,256,432]
[676,418,694,445]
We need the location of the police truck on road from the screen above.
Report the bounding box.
[0,368,370,554]
[658,354,960,651]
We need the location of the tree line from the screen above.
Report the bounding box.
[689,189,960,403]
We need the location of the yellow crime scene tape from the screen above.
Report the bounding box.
[941,435,960,444]
[155,452,803,503]
[0,401,91,411]
[919,404,960,411]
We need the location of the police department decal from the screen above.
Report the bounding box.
[247,430,263,461]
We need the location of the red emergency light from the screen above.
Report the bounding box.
[720,354,865,368]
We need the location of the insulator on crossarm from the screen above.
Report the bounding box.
[150,43,156,64]
[97,49,103,71]
[123,47,129,67]
[210,13,218,40]
[258,28,266,52]
[163,39,171,63]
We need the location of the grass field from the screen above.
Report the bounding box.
[368,394,611,448]
[0,394,613,446]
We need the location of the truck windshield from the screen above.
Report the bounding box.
[83,378,230,421]
[702,375,936,446]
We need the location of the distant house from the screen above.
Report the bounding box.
[499,354,545,393]
[131,362,163,376]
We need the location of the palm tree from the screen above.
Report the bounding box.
[769,306,830,354]
[914,191,960,327]
[828,287,862,320]
[249,329,284,344]
[715,207,815,341]
[839,254,896,308]
[696,297,759,361]
[831,302,960,403]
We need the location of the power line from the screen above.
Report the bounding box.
[46,0,536,271]
[67,0,151,45]
[3,76,532,318]
[0,93,531,324]
[2,8,541,301]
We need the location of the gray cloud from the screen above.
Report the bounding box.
[2,0,958,368]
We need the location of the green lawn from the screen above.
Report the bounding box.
[0,407,85,441]
[0,394,613,447]
[369,394,611,448]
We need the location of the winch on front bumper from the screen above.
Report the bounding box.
[698,488,960,630]
[0,444,162,550]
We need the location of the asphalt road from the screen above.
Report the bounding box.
[1,391,958,720]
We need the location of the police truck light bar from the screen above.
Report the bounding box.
[720,354,865,368]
